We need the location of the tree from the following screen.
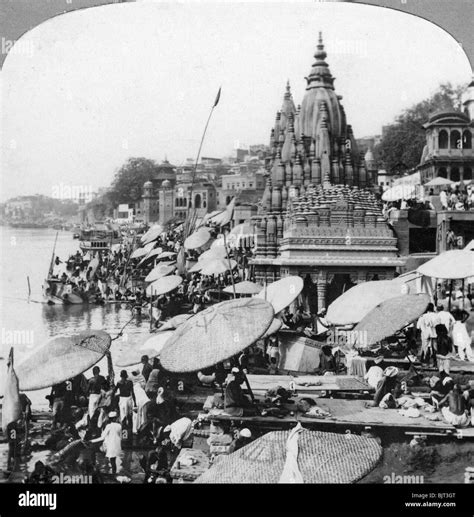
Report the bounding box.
[374,83,466,173]
[108,157,161,206]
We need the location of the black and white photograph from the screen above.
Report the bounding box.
[0,0,473,513]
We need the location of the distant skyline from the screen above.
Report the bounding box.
[1,1,472,201]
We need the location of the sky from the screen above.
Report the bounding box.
[1,0,472,201]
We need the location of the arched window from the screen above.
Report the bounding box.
[464,167,472,181]
[175,198,179,207]
[450,130,461,149]
[451,167,460,182]
[463,130,472,149]
[438,167,447,178]
[438,130,448,149]
[203,201,207,208]
[195,194,201,209]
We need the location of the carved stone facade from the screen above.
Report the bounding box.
[250,34,404,310]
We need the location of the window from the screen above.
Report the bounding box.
[464,167,472,181]
[451,167,460,182]
[438,130,448,149]
[438,167,447,178]
[409,228,436,253]
[463,130,472,149]
[195,194,202,209]
[450,130,461,149]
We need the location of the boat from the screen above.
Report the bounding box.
[78,222,122,253]
[10,220,48,229]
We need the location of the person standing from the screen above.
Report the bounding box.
[452,310,474,361]
[87,366,108,421]
[416,303,438,366]
[115,370,136,427]
[435,305,455,336]
[95,411,122,475]
[141,355,153,383]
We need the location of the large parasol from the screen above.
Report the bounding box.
[326,280,409,326]
[157,251,177,260]
[198,246,228,262]
[17,330,112,390]
[138,331,174,353]
[131,242,155,259]
[184,227,211,250]
[381,184,416,202]
[195,428,382,483]
[146,275,183,296]
[208,198,235,227]
[223,280,262,295]
[417,250,474,280]
[424,176,455,187]
[350,293,430,348]
[160,298,274,372]
[262,318,283,338]
[138,247,163,266]
[255,276,304,314]
[199,258,237,276]
[159,313,193,330]
[145,264,176,283]
[141,224,164,245]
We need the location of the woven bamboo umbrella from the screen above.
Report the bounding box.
[188,261,204,273]
[157,251,177,260]
[198,246,228,262]
[146,275,182,296]
[223,280,262,295]
[199,258,237,276]
[138,331,174,353]
[184,227,211,250]
[145,264,176,283]
[255,276,304,314]
[417,250,474,280]
[262,318,282,338]
[138,247,163,266]
[195,428,382,484]
[131,242,155,259]
[158,313,193,330]
[160,298,274,372]
[17,330,111,390]
[141,224,164,245]
[351,293,430,348]
[326,280,408,326]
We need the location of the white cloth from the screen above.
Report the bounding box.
[133,384,149,432]
[452,321,474,361]
[88,393,101,419]
[441,406,470,427]
[119,396,133,423]
[364,366,384,389]
[435,311,455,335]
[168,417,193,447]
[417,312,438,339]
[279,423,304,483]
[101,421,122,458]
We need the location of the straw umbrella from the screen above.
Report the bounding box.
[145,264,176,283]
[160,298,274,373]
[138,331,174,353]
[351,293,430,348]
[184,227,211,250]
[326,280,409,326]
[255,276,304,314]
[195,428,382,483]
[140,224,164,245]
[157,251,176,260]
[130,242,155,259]
[198,258,237,276]
[158,313,193,330]
[137,248,163,266]
[198,246,228,262]
[223,280,262,295]
[417,250,474,280]
[261,318,282,338]
[145,275,183,296]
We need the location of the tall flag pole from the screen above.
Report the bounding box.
[184,87,222,239]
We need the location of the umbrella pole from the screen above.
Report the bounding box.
[449,280,453,312]
[149,288,154,331]
[242,371,256,404]
[223,232,236,299]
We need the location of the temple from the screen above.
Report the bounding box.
[251,33,404,311]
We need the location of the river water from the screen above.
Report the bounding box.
[0,226,149,407]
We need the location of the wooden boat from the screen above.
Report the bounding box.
[78,222,122,253]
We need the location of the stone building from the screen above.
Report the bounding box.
[250,33,403,311]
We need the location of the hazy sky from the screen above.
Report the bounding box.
[1,0,472,201]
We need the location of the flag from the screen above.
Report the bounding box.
[1,347,22,432]
[213,87,221,108]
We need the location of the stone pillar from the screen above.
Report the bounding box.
[316,271,327,311]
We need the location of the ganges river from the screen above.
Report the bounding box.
[0,226,149,407]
